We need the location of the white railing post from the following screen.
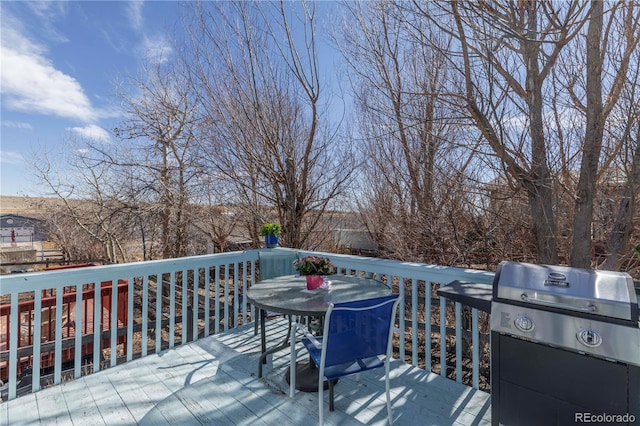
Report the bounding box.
[455,301,462,383]
[204,267,211,337]
[126,276,133,361]
[93,281,102,373]
[74,284,82,379]
[8,294,19,400]
[397,274,405,362]
[181,270,188,346]
[223,264,229,332]
[142,276,149,358]
[233,262,239,328]
[241,262,248,323]
[33,291,42,390]
[169,271,176,348]
[425,280,432,372]
[411,278,418,367]
[193,269,199,342]
[440,296,446,378]
[472,308,479,389]
[54,286,63,384]
[215,265,221,334]
[155,272,162,354]
[110,280,118,368]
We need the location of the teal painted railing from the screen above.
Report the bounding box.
[0,248,495,401]
[297,249,495,389]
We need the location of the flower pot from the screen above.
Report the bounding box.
[264,234,279,248]
[305,275,324,290]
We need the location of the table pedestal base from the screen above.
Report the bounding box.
[285,360,336,392]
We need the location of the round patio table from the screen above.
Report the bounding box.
[247,274,392,391]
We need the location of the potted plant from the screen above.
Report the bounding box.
[293,255,336,290]
[260,222,283,248]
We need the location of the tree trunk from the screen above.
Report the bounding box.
[570,1,604,268]
[603,127,640,270]
[523,3,558,265]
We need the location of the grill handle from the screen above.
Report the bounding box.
[520,293,597,312]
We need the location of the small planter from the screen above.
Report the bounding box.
[264,234,279,248]
[260,223,282,248]
[305,275,325,290]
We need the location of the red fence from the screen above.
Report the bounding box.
[0,268,128,381]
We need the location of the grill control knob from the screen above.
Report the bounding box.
[577,329,602,348]
[514,315,534,333]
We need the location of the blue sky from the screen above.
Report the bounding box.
[1,1,345,198]
[0,1,187,196]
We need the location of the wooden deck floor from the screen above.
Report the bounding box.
[0,319,491,425]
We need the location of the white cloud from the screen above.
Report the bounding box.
[27,1,68,21]
[1,121,33,130]
[25,1,69,43]
[140,34,173,65]
[0,150,25,165]
[125,1,173,65]
[67,124,111,142]
[127,1,144,30]
[0,18,97,122]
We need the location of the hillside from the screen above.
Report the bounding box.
[0,195,62,217]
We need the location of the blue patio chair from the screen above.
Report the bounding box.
[289,294,400,426]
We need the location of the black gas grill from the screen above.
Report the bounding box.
[490,261,640,426]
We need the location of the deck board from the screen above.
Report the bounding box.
[1,319,491,425]
[60,378,104,425]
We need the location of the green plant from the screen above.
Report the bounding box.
[260,222,282,236]
[293,255,335,275]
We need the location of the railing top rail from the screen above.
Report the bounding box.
[296,249,496,285]
[0,250,260,295]
[1,247,495,295]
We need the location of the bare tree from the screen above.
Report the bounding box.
[601,30,640,270]
[429,1,594,264]
[181,0,354,249]
[339,1,640,268]
[114,60,204,259]
[33,142,135,263]
[35,57,206,262]
[191,174,243,253]
[338,1,484,263]
[567,1,640,267]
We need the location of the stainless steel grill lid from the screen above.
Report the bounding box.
[493,261,639,323]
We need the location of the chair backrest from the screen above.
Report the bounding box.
[321,295,399,367]
[258,250,299,281]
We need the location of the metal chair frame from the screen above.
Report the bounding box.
[289,294,400,426]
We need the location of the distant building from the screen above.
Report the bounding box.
[0,214,46,244]
[0,214,47,272]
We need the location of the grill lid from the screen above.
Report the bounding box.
[493,261,639,322]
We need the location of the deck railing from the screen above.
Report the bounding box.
[297,250,495,389]
[0,248,495,401]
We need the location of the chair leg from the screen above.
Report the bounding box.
[286,314,293,340]
[318,372,324,426]
[260,308,267,361]
[254,305,258,336]
[289,315,298,398]
[385,362,393,425]
[329,379,335,411]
